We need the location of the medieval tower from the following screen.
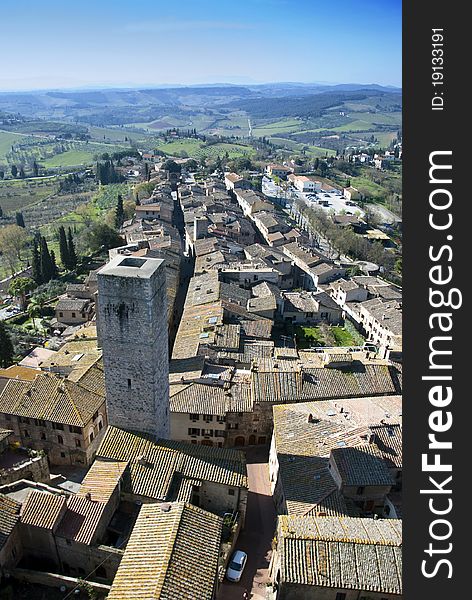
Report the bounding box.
[97,255,169,440]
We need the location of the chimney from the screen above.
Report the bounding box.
[297,366,304,396]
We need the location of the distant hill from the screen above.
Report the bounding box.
[0,84,402,130]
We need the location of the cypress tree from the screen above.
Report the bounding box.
[0,322,14,368]
[58,226,70,270]
[0,205,3,218]
[16,212,25,228]
[67,228,77,270]
[50,250,59,279]
[40,237,53,283]
[115,194,124,229]
[31,237,42,285]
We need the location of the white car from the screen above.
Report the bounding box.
[226,550,247,582]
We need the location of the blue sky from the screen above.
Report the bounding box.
[0,0,401,91]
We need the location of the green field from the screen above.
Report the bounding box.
[41,149,97,167]
[0,131,27,161]
[252,118,302,137]
[156,138,256,161]
[88,126,141,142]
[0,177,60,213]
[200,142,256,160]
[331,326,359,346]
[295,324,360,348]
[331,111,401,133]
[306,145,337,158]
[39,183,131,255]
[157,138,204,156]
[350,176,388,200]
[370,131,398,148]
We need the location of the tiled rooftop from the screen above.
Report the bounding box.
[170,381,253,415]
[0,493,21,551]
[272,397,402,458]
[0,365,40,382]
[97,427,247,502]
[0,372,104,427]
[277,515,402,594]
[272,398,402,515]
[252,363,399,404]
[40,337,102,378]
[331,445,395,487]
[20,490,66,530]
[108,502,222,600]
[78,459,128,503]
[56,495,106,545]
[69,359,105,397]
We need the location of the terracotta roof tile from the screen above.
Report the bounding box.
[97,427,247,501]
[278,516,402,594]
[0,373,104,427]
[0,493,21,550]
[56,496,106,545]
[20,490,66,530]
[108,502,222,600]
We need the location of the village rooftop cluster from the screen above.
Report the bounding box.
[0,153,402,599]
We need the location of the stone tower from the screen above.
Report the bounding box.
[97,255,169,440]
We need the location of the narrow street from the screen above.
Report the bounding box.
[168,191,195,351]
[218,447,276,600]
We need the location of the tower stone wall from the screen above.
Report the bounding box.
[97,255,169,439]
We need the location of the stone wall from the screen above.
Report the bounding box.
[226,403,272,448]
[8,568,111,596]
[0,452,50,486]
[97,256,170,440]
[0,405,107,467]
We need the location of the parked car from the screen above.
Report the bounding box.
[226,550,248,582]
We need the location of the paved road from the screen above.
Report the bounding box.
[218,447,276,600]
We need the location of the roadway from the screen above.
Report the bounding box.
[217,446,276,600]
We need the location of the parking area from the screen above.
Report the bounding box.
[301,189,365,217]
[262,175,365,218]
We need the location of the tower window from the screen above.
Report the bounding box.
[127,379,132,389]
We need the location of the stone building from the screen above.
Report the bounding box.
[55,297,94,326]
[167,352,402,450]
[269,396,402,518]
[0,493,21,573]
[107,502,223,600]
[97,255,169,440]
[96,426,248,527]
[0,372,107,466]
[18,459,127,582]
[270,515,402,599]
